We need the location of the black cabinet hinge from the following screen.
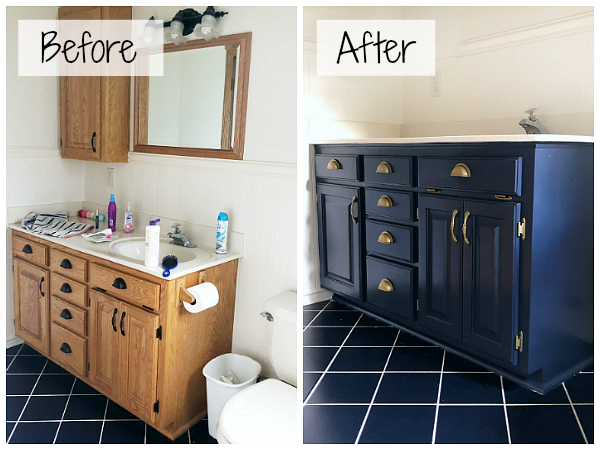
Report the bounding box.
[87,362,90,371]
[60,138,62,146]
[153,400,159,413]
[156,326,162,340]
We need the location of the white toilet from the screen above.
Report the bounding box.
[215,291,297,444]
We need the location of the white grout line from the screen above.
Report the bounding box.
[7,358,49,443]
[303,300,333,329]
[354,330,401,444]
[98,397,110,444]
[7,393,103,397]
[500,376,512,444]
[5,344,24,372]
[188,429,192,444]
[52,376,78,443]
[301,402,581,407]
[431,350,446,444]
[562,382,588,444]
[144,422,147,444]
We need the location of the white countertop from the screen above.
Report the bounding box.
[312,135,594,145]
[10,220,241,281]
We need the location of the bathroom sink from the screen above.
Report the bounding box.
[108,238,209,264]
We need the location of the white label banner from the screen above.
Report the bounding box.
[317,20,435,76]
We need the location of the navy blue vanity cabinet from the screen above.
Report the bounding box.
[313,140,593,394]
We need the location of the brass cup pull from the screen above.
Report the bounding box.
[462,211,471,245]
[450,163,471,178]
[377,231,394,244]
[378,278,394,292]
[377,195,393,207]
[326,159,340,170]
[450,209,458,244]
[376,161,392,174]
[350,196,358,224]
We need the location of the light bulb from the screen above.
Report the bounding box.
[169,20,186,45]
[142,25,157,48]
[194,14,218,40]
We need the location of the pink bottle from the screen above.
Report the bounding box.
[108,194,117,232]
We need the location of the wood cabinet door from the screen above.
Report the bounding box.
[418,195,463,341]
[59,6,102,160]
[316,183,363,301]
[14,259,49,354]
[89,291,121,395]
[462,200,521,365]
[118,304,159,422]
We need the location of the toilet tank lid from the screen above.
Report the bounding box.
[264,291,297,325]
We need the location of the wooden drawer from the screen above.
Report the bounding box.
[89,263,160,310]
[315,155,359,181]
[418,157,522,195]
[12,235,48,266]
[364,156,412,186]
[366,220,415,263]
[365,188,414,221]
[366,256,415,322]
[50,249,87,282]
[50,323,87,378]
[51,296,87,336]
[50,273,87,308]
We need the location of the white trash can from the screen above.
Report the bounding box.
[202,353,262,438]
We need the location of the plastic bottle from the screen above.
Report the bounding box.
[108,194,117,232]
[145,218,161,266]
[216,212,228,254]
[123,203,134,233]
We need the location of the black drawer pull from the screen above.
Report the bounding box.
[60,309,72,320]
[39,277,45,297]
[112,278,127,290]
[60,259,72,269]
[60,342,72,354]
[60,282,72,294]
[111,308,118,332]
[22,244,33,254]
[120,311,126,336]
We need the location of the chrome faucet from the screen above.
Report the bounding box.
[518,108,548,134]
[167,223,196,248]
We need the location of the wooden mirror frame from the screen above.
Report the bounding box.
[134,32,251,160]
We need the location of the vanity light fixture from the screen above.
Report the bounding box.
[142,6,228,47]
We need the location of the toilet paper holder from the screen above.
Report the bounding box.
[180,286,197,305]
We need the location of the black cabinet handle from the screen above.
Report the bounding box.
[60,309,72,320]
[120,311,126,336]
[111,308,118,332]
[112,278,127,290]
[39,277,45,297]
[91,132,97,153]
[22,244,33,254]
[60,259,72,269]
[60,282,72,294]
[60,343,72,354]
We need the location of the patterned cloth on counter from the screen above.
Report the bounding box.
[21,212,94,238]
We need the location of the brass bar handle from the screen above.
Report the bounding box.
[495,194,512,201]
[377,231,393,244]
[350,196,358,224]
[326,159,340,170]
[376,162,392,173]
[450,209,458,244]
[377,195,393,207]
[378,278,394,292]
[462,211,471,245]
[450,163,471,178]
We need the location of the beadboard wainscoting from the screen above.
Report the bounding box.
[83,154,296,378]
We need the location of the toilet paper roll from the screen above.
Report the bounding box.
[182,282,219,313]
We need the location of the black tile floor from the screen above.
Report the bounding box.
[303,300,594,444]
[6,343,216,444]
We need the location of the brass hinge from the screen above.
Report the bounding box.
[426,189,441,194]
[416,299,419,311]
[153,400,160,413]
[515,331,524,352]
[495,194,513,201]
[416,208,419,220]
[517,218,526,241]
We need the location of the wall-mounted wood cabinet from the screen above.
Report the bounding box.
[58,6,131,163]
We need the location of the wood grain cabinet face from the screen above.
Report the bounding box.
[14,259,50,354]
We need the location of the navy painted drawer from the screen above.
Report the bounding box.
[366,220,415,263]
[418,157,522,195]
[364,156,412,186]
[365,188,414,221]
[315,155,359,181]
[366,256,415,322]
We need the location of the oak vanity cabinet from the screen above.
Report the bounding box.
[314,140,593,394]
[58,6,131,163]
[11,228,238,440]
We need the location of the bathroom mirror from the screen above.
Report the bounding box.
[134,32,251,160]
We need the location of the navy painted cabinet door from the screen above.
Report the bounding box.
[418,195,462,341]
[462,200,521,365]
[316,183,362,301]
